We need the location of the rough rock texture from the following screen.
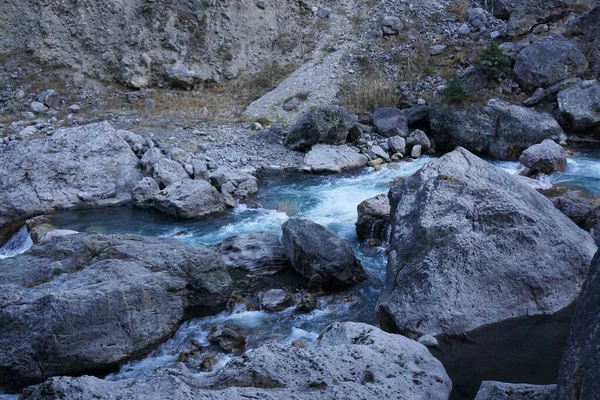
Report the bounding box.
[282,218,367,290]
[259,289,295,311]
[131,177,160,208]
[218,232,290,276]
[372,108,409,137]
[519,140,567,174]
[487,0,573,36]
[151,179,228,219]
[513,35,589,89]
[0,0,315,87]
[21,322,452,400]
[551,190,599,231]
[429,99,566,160]
[284,106,355,152]
[151,157,190,188]
[573,6,600,76]
[356,193,391,243]
[474,381,556,400]
[378,148,596,337]
[302,144,368,173]
[557,79,600,131]
[0,233,232,389]
[0,122,141,230]
[556,250,600,400]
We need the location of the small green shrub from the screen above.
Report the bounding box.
[477,44,511,78]
[439,76,465,104]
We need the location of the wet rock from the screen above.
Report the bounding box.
[411,144,422,158]
[226,294,257,313]
[356,193,390,243]
[218,232,290,276]
[557,79,600,132]
[475,381,556,400]
[152,179,228,219]
[302,144,368,173]
[295,292,317,313]
[21,322,452,400]
[0,122,141,230]
[0,233,232,389]
[284,106,354,152]
[556,250,600,399]
[551,190,599,231]
[282,218,367,290]
[519,140,567,174]
[429,99,566,160]
[208,326,246,353]
[372,108,409,137]
[259,289,295,311]
[378,148,596,337]
[514,35,588,89]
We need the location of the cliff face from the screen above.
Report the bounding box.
[0,0,313,88]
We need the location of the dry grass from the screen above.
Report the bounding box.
[573,0,592,14]
[337,69,399,115]
[448,0,469,21]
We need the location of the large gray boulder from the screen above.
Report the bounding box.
[555,251,600,399]
[378,148,596,337]
[474,381,556,400]
[519,139,567,174]
[487,0,572,36]
[0,122,141,230]
[429,99,566,160]
[152,157,190,188]
[356,193,391,244]
[284,106,354,152]
[573,6,600,75]
[302,144,368,173]
[152,179,228,219]
[282,219,367,290]
[557,79,600,131]
[514,35,588,90]
[0,233,232,389]
[218,232,290,275]
[21,322,452,400]
[372,108,409,138]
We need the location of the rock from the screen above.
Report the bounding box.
[551,191,599,230]
[574,6,600,75]
[259,289,295,311]
[302,144,368,173]
[152,179,228,219]
[18,125,37,137]
[295,292,317,313]
[487,0,572,36]
[20,322,452,400]
[368,145,391,163]
[0,122,141,230]
[378,148,596,337]
[458,23,471,36]
[356,194,390,244]
[429,99,566,159]
[282,218,367,290]
[218,232,290,275]
[519,140,567,174]
[411,144,422,158]
[417,335,439,347]
[39,229,78,243]
[429,45,446,56]
[30,101,48,113]
[284,106,354,152]
[209,166,257,192]
[406,129,431,152]
[468,8,487,29]
[475,381,556,400]
[316,9,330,19]
[514,35,588,89]
[256,0,266,10]
[405,105,429,125]
[0,233,232,389]
[131,177,160,208]
[381,16,402,35]
[68,104,80,113]
[250,122,262,130]
[152,157,190,188]
[555,250,600,399]
[37,89,60,109]
[207,326,246,353]
[557,79,600,131]
[372,108,409,137]
[388,136,406,155]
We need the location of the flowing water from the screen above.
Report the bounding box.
[2,151,599,398]
[0,226,33,259]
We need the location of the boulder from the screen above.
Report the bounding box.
[514,35,588,89]
[487,0,573,36]
[284,106,354,152]
[282,218,367,290]
[21,322,452,400]
[0,233,232,389]
[406,129,431,152]
[372,108,409,137]
[573,6,600,75]
[152,157,190,188]
[551,190,599,230]
[152,179,228,219]
[259,289,295,311]
[0,122,142,230]
[557,79,600,131]
[302,144,368,173]
[37,89,60,109]
[132,177,160,208]
[388,136,406,154]
[381,16,402,35]
[356,193,391,243]
[378,148,596,337]
[555,250,600,399]
[218,232,290,275]
[519,139,567,174]
[429,99,566,159]
[474,381,556,400]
